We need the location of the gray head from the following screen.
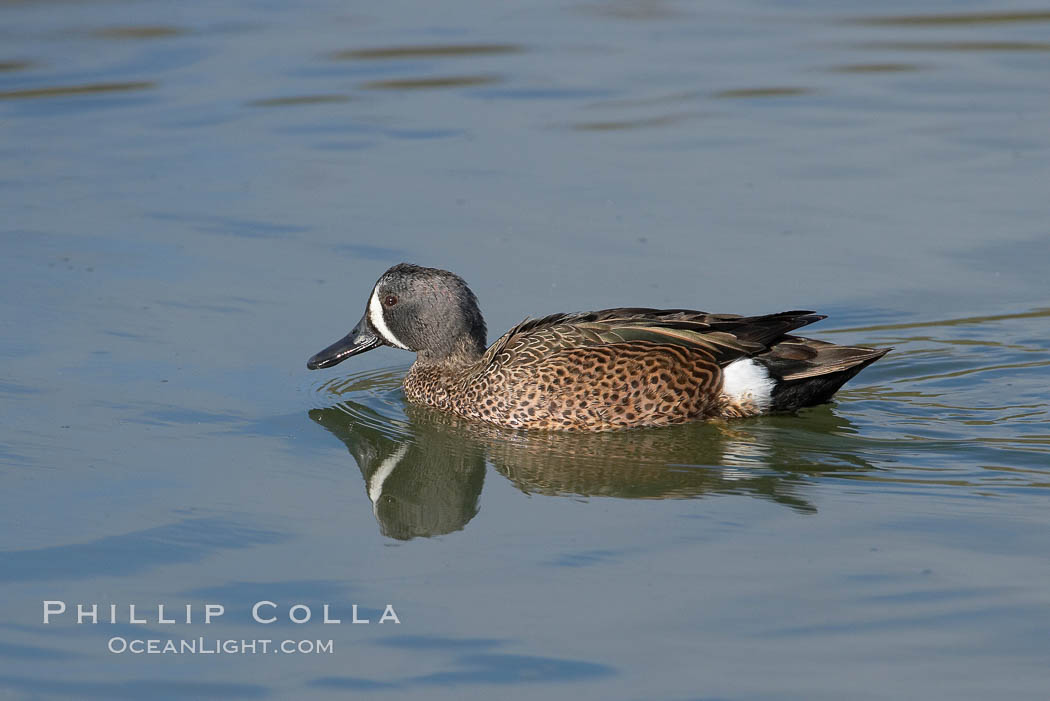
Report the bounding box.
[307,264,487,369]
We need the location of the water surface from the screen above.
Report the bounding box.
[2,0,1049,699]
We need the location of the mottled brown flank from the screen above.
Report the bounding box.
[403,329,754,431]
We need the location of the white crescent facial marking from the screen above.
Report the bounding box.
[722,358,775,412]
[368,443,410,516]
[368,285,409,350]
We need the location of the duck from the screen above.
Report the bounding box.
[307,263,889,431]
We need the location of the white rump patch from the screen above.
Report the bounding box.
[368,286,409,349]
[722,358,775,412]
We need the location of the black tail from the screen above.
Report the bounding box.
[756,338,890,411]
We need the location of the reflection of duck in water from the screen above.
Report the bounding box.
[309,401,485,541]
[309,372,879,538]
[407,401,869,513]
[307,264,888,431]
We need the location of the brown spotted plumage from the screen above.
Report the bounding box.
[308,264,889,431]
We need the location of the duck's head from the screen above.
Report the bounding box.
[307,263,487,370]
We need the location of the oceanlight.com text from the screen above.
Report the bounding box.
[107,637,335,655]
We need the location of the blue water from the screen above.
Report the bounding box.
[2,1,1049,699]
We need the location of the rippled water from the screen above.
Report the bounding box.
[3,0,1050,699]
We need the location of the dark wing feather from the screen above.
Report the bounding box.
[484,308,827,366]
[759,336,890,380]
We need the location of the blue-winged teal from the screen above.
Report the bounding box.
[307,263,889,431]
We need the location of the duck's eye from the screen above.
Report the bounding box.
[383,294,399,307]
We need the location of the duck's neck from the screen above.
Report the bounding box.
[414,332,486,369]
[414,346,483,370]
[404,347,483,411]
[403,328,486,412]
